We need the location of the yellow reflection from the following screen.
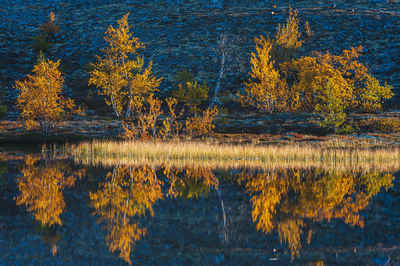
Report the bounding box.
[164,165,218,199]
[15,155,83,226]
[42,231,61,256]
[90,165,163,264]
[15,155,84,254]
[237,168,394,258]
[91,164,219,263]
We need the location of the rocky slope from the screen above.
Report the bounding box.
[1,0,399,108]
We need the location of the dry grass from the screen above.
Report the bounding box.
[69,139,400,171]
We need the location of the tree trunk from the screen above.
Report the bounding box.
[217,186,228,243]
[209,50,226,109]
[122,58,133,119]
[111,95,120,118]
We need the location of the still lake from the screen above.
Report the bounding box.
[1,147,399,265]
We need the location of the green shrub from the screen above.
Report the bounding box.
[357,116,400,133]
[0,88,6,118]
[172,70,209,115]
[0,105,6,119]
[314,80,347,133]
[33,33,50,52]
[337,124,356,135]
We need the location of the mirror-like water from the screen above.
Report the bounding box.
[1,150,399,265]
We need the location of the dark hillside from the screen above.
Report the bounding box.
[1,0,399,111]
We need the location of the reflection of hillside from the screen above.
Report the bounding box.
[15,155,85,254]
[237,168,394,258]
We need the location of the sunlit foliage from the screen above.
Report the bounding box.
[237,10,393,132]
[15,155,84,226]
[121,94,163,140]
[358,75,393,113]
[14,54,81,134]
[185,106,219,136]
[237,168,394,258]
[236,36,290,114]
[274,9,303,62]
[90,165,163,264]
[304,21,312,37]
[89,13,161,118]
[161,97,184,138]
[172,80,209,115]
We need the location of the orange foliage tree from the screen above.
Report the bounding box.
[237,10,393,132]
[236,36,291,114]
[89,13,161,118]
[14,54,81,134]
[274,9,304,62]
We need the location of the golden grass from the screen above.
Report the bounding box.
[69,139,400,172]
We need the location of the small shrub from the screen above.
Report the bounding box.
[358,75,393,113]
[121,94,163,140]
[33,33,50,52]
[337,124,356,135]
[172,80,209,115]
[174,70,195,85]
[357,116,400,133]
[0,88,6,118]
[161,97,184,139]
[0,105,6,119]
[185,106,218,136]
[304,21,312,37]
[40,12,60,40]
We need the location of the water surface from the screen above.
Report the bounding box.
[1,149,399,265]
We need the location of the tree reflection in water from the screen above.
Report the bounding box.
[164,165,218,199]
[17,156,393,264]
[90,165,163,264]
[237,168,394,259]
[15,155,85,255]
[90,164,220,264]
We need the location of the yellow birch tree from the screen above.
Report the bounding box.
[89,13,161,118]
[14,54,80,134]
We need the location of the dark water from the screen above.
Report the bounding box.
[1,152,399,265]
